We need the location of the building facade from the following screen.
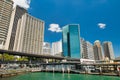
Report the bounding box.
[103,41,115,60]
[43,42,51,55]
[81,38,94,60]
[13,13,44,54]
[87,41,94,60]
[52,40,62,56]
[5,6,27,50]
[81,38,88,59]
[93,40,103,60]
[0,0,13,49]
[62,24,81,58]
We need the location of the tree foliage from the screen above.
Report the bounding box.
[17,57,28,61]
[3,53,15,61]
[0,53,28,61]
[0,54,2,60]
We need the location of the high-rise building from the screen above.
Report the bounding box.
[62,24,81,58]
[87,41,94,60]
[13,13,44,54]
[52,40,62,56]
[103,41,115,60]
[43,42,51,55]
[93,40,103,60]
[1,5,44,55]
[0,0,13,49]
[80,38,94,60]
[81,38,88,59]
[5,6,27,50]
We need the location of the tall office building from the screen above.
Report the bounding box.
[0,0,13,49]
[5,6,27,50]
[43,42,51,55]
[93,40,103,60]
[52,40,62,56]
[103,41,115,60]
[62,24,81,58]
[13,13,44,54]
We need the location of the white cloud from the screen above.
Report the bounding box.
[98,23,106,29]
[13,0,31,9]
[48,24,62,33]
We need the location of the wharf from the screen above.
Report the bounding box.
[40,69,120,77]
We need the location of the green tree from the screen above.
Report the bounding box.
[17,57,28,61]
[3,53,15,61]
[0,54,2,60]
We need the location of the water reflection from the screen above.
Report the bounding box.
[0,72,120,80]
[67,74,70,80]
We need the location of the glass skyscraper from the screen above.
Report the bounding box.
[62,24,81,58]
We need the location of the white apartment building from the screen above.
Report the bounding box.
[52,40,62,56]
[0,0,13,49]
[43,42,51,55]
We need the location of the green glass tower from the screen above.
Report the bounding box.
[62,24,81,58]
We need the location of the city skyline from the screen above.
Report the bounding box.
[3,0,120,57]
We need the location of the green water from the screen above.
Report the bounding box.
[1,72,120,80]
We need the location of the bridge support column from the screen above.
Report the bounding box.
[99,66,103,75]
[117,66,120,76]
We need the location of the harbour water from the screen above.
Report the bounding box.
[0,72,120,80]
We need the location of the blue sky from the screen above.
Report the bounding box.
[27,0,120,57]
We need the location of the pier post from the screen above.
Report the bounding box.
[53,67,54,73]
[117,66,120,76]
[99,67,102,75]
[62,65,65,73]
[85,66,88,74]
[67,66,70,74]
[62,67,64,73]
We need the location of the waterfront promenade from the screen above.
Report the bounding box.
[0,49,120,78]
[0,67,41,78]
